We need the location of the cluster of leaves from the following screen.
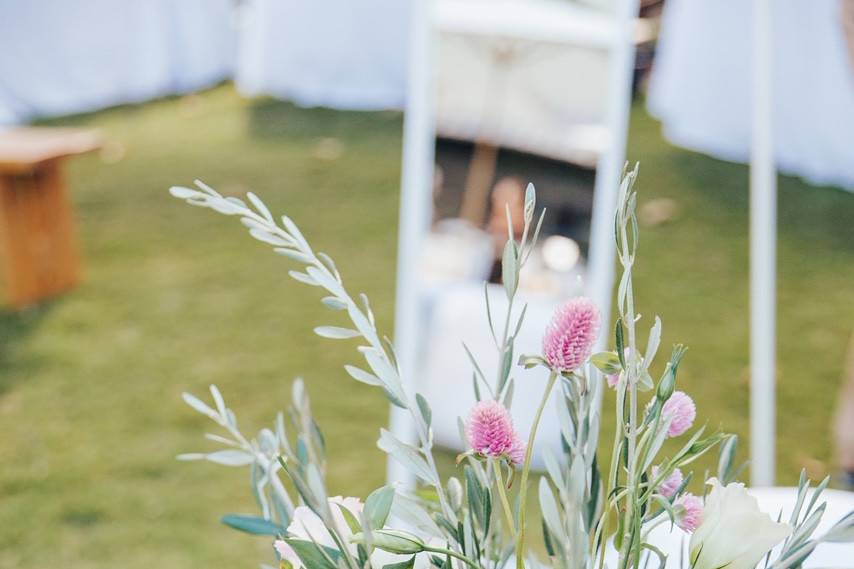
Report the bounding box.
[172,180,564,568]
[765,472,854,569]
[172,171,852,569]
[178,380,322,533]
[171,180,521,568]
[536,364,603,569]
[585,167,728,569]
[168,175,716,569]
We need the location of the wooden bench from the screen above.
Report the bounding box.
[0,128,100,308]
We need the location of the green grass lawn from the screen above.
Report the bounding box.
[1,84,852,568]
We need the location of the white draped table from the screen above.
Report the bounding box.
[648,0,854,191]
[0,0,234,125]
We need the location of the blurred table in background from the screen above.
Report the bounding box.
[648,0,854,191]
[0,128,100,308]
[0,0,234,125]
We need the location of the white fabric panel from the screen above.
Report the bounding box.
[234,0,410,110]
[435,0,614,165]
[0,0,235,125]
[648,0,854,191]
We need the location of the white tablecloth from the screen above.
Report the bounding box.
[0,0,235,126]
[648,0,854,191]
[234,0,410,110]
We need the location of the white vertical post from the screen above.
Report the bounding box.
[750,0,776,488]
[588,0,641,347]
[388,0,436,487]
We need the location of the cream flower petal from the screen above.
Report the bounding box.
[690,479,791,569]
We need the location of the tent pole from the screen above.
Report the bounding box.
[388,0,436,487]
[750,0,776,487]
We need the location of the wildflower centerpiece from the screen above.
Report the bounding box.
[170,167,853,569]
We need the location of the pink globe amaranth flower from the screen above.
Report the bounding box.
[467,400,516,458]
[508,435,526,466]
[662,391,696,437]
[543,297,601,373]
[675,493,703,532]
[652,466,683,498]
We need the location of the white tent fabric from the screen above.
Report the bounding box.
[0,0,235,126]
[648,0,854,191]
[234,0,410,110]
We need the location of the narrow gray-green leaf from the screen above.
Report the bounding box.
[205,449,254,466]
[644,316,662,370]
[314,326,360,339]
[415,393,432,427]
[344,365,382,386]
[289,270,319,286]
[221,514,284,536]
[501,240,518,298]
[822,511,854,542]
[246,192,274,223]
[539,478,565,541]
[364,486,395,529]
[182,392,218,419]
[321,296,348,310]
[377,429,437,485]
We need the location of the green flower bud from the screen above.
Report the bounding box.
[656,344,687,402]
[447,476,463,512]
[656,365,676,402]
[351,529,425,555]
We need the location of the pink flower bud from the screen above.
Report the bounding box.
[466,400,516,458]
[543,297,600,373]
[662,391,696,437]
[675,493,703,532]
[508,435,526,466]
[652,466,684,498]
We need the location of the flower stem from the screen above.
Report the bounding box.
[423,546,482,569]
[617,179,642,569]
[515,370,557,569]
[492,459,516,535]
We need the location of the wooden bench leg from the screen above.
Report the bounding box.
[0,158,81,308]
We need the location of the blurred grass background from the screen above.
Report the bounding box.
[0,85,852,568]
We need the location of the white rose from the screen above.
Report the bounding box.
[274,496,431,569]
[689,478,792,569]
